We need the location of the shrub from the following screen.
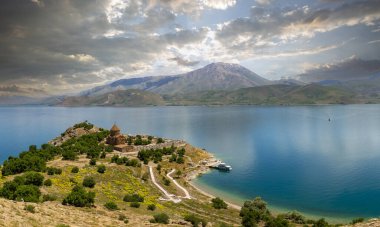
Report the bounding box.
[100,152,106,159]
[24,204,35,213]
[184,214,207,227]
[104,201,118,210]
[15,185,41,202]
[82,176,96,188]
[150,213,169,224]
[141,172,149,181]
[123,193,144,202]
[147,204,156,211]
[71,166,79,173]
[212,197,228,209]
[312,218,329,227]
[23,172,44,186]
[157,138,164,144]
[156,164,162,171]
[97,165,106,174]
[44,179,52,186]
[124,219,129,224]
[176,156,184,164]
[89,158,96,166]
[265,216,290,227]
[62,150,77,160]
[130,202,140,208]
[47,167,62,175]
[162,177,170,186]
[62,185,95,207]
[281,211,306,224]
[240,197,270,227]
[351,218,364,224]
[118,214,126,221]
[42,194,57,202]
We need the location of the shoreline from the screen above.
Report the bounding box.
[183,153,358,224]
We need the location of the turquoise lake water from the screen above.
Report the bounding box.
[0,105,379,222]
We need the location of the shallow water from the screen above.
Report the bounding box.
[1,105,379,222]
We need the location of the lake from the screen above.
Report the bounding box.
[1,105,380,222]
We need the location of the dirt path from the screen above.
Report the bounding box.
[148,166,181,203]
[167,169,191,199]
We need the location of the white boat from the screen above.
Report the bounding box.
[215,162,232,171]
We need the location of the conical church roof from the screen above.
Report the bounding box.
[111,124,120,132]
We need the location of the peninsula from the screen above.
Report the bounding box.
[0,122,377,226]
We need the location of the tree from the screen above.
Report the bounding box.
[184,214,207,227]
[97,165,106,174]
[312,218,329,227]
[240,197,270,227]
[24,172,44,186]
[15,185,41,202]
[44,179,52,186]
[123,193,144,202]
[147,204,156,211]
[150,213,169,224]
[130,202,140,208]
[71,166,79,173]
[211,197,228,209]
[82,176,96,188]
[89,158,96,166]
[62,185,95,207]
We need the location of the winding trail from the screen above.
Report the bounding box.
[148,166,181,203]
[167,169,191,199]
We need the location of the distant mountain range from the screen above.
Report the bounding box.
[1,62,379,106]
[81,62,271,96]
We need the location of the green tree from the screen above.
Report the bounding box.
[82,176,96,188]
[71,166,79,173]
[240,197,270,227]
[150,213,169,224]
[211,197,228,209]
[97,165,106,174]
[15,185,41,202]
[62,185,95,207]
[24,172,44,186]
[44,179,52,186]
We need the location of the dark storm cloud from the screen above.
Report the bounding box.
[0,0,209,93]
[298,57,380,82]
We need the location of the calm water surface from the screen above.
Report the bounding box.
[0,105,379,222]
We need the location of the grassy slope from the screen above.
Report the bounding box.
[0,131,241,226]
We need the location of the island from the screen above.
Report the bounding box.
[0,122,377,226]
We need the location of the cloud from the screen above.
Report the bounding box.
[201,0,237,10]
[0,0,210,94]
[298,56,380,82]
[216,0,380,52]
[168,57,200,66]
[255,0,272,5]
[368,40,380,44]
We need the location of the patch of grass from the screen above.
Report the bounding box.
[24,204,35,213]
[104,201,118,210]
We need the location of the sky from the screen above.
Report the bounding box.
[0,0,380,96]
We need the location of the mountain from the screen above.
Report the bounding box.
[58,89,165,106]
[165,84,360,105]
[82,62,270,96]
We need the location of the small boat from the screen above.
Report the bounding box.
[215,162,232,171]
